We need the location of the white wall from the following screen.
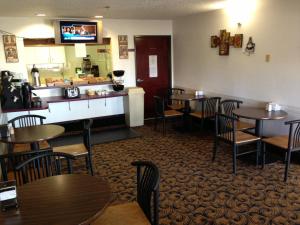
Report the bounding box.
[173,0,300,135]
[0,17,172,86]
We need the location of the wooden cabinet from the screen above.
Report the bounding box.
[24,46,66,64]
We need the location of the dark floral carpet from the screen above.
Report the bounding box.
[78,125,300,225]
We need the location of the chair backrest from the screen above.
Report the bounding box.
[0,149,52,183]
[83,119,93,152]
[203,97,221,117]
[15,151,75,185]
[285,120,300,150]
[219,99,243,117]
[131,161,160,225]
[153,96,165,117]
[8,115,46,128]
[167,88,185,105]
[215,113,238,143]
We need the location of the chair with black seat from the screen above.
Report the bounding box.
[153,96,183,135]
[93,161,160,225]
[213,113,261,174]
[262,119,300,182]
[190,97,221,130]
[167,88,185,111]
[8,115,50,152]
[219,99,255,131]
[15,151,75,185]
[52,119,94,175]
[0,148,52,184]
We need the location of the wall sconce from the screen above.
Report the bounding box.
[225,0,257,26]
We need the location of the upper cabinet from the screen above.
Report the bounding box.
[24,46,66,65]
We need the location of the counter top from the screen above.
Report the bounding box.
[2,91,127,113]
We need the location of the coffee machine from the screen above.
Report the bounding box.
[0,71,23,110]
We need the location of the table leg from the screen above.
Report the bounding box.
[255,120,262,137]
[30,142,40,151]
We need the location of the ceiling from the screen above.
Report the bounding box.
[0,0,226,20]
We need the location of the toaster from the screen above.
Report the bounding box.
[63,86,80,99]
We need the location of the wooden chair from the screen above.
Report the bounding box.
[190,97,221,130]
[262,119,300,182]
[213,113,261,174]
[52,119,94,175]
[167,88,185,111]
[219,99,255,131]
[0,149,52,184]
[93,161,160,225]
[153,96,183,135]
[8,115,50,152]
[15,151,75,185]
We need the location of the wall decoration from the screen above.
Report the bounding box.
[210,36,219,48]
[2,35,19,63]
[210,30,243,56]
[118,35,128,59]
[245,37,255,55]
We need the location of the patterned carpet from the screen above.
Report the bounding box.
[80,125,300,225]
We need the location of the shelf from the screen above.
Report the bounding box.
[33,81,113,90]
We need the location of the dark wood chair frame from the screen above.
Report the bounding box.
[213,113,261,174]
[167,88,185,110]
[0,149,52,184]
[8,115,46,128]
[153,96,183,135]
[219,99,243,117]
[191,97,221,130]
[131,161,160,225]
[262,119,300,182]
[15,151,75,185]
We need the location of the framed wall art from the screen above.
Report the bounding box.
[2,35,19,63]
[118,35,128,59]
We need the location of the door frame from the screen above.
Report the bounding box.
[134,35,172,91]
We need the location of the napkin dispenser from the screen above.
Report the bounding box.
[266,102,282,111]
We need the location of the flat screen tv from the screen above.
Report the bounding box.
[60,21,97,43]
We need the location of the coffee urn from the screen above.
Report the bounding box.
[31,64,41,87]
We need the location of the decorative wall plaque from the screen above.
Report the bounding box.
[118,35,128,59]
[210,30,243,56]
[2,35,19,63]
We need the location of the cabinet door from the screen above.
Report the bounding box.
[49,46,66,64]
[24,47,50,64]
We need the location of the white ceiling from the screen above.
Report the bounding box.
[0,0,226,20]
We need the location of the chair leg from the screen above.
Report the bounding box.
[232,144,237,175]
[154,116,158,131]
[87,154,94,176]
[212,138,218,161]
[163,118,166,136]
[284,150,292,182]
[262,142,266,169]
[256,141,261,167]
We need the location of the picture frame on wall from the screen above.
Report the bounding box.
[118,35,128,59]
[2,35,19,63]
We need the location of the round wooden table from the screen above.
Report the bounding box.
[0,124,65,151]
[0,174,111,225]
[171,94,207,113]
[233,107,288,136]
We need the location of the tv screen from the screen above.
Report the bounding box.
[60,21,97,43]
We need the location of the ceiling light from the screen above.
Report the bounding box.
[35,13,46,17]
[94,15,103,19]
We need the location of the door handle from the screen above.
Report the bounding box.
[136,78,144,83]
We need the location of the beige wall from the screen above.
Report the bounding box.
[173,0,300,135]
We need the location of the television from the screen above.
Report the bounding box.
[59,21,98,43]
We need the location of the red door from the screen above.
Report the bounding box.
[135,36,171,118]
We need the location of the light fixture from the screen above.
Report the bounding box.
[35,13,46,17]
[94,15,103,19]
[225,0,257,26]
